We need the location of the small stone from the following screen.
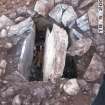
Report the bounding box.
[63,79,80,95]
[84,53,104,81]
[62,6,77,28]
[88,3,98,26]
[93,83,100,96]
[15,16,25,23]
[71,0,79,7]
[9,12,17,19]
[0,29,8,38]
[78,79,87,88]
[5,42,13,49]
[0,15,14,30]
[49,4,68,23]
[68,38,92,56]
[34,0,54,16]
[76,13,90,32]
[12,95,21,105]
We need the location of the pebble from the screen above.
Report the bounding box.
[84,53,104,81]
[0,29,8,38]
[71,0,79,7]
[15,16,25,23]
[63,79,80,95]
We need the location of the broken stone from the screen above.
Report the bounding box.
[78,79,88,88]
[88,3,98,26]
[68,38,92,56]
[43,24,68,81]
[34,0,54,16]
[8,17,34,37]
[0,15,14,30]
[63,79,80,95]
[0,29,8,38]
[62,6,77,28]
[76,13,90,32]
[70,28,83,42]
[12,95,21,105]
[0,59,7,77]
[49,4,68,24]
[84,53,104,82]
[93,83,100,96]
[14,16,25,23]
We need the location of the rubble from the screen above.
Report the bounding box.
[43,24,68,81]
[63,79,80,95]
[68,38,92,56]
[88,2,98,26]
[84,53,104,82]
[76,13,90,32]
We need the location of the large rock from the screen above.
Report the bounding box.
[0,15,14,30]
[84,53,104,81]
[43,24,68,81]
[68,38,92,56]
[63,79,80,95]
[88,3,98,26]
[49,4,68,24]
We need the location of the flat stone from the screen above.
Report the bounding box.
[63,79,80,95]
[0,15,14,30]
[62,6,77,28]
[68,38,92,56]
[84,53,104,81]
[34,0,54,16]
[76,13,90,32]
[49,4,68,24]
[88,3,98,26]
[0,29,8,38]
[15,16,25,23]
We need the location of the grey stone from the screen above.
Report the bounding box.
[84,53,104,81]
[76,13,90,32]
[71,0,79,7]
[14,16,25,23]
[62,6,77,28]
[0,15,14,30]
[34,0,54,16]
[49,4,68,23]
[93,83,100,96]
[12,95,21,105]
[68,38,92,56]
[63,79,80,95]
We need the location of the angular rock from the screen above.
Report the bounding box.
[0,29,8,38]
[12,95,21,105]
[43,24,68,81]
[0,15,14,30]
[62,6,77,28]
[68,38,92,56]
[34,0,54,16]
[88,3,98,26]
[70,28,83,42]
[63,79,80,95]
[84,53,104,81]
[76,13,90,32]
[0,59,7,77]
[8,17,34,37]
[49,4,68,24]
